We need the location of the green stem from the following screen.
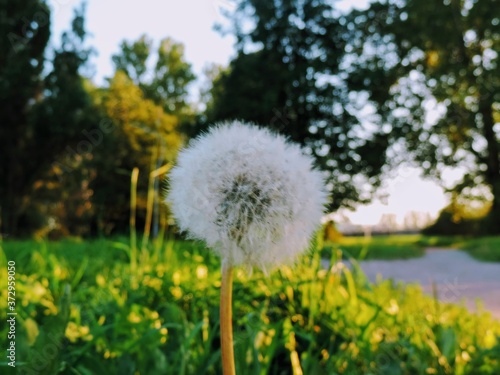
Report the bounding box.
[130,167,139,276]
[220,259,235,375]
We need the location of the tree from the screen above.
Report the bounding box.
[377,213,399,232]
[403,211,433,231]
[0,2,94,236]
[112,35,152,85]
[146,37,196,116]
[346,0,500,232]
[107,35,194,235]
[112,36,196,117]
[205,0,391,211]
[88,71,180,234]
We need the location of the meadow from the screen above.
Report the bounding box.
[459,237,500,262]
[1,235,500,374]
[323,235,500,262]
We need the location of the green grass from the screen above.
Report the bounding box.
[323,234,500,263]
[322,235,425,260]
[1,237,500,374]
[414,235,465,248]
[322,234,468,261]
[460,237,500,262]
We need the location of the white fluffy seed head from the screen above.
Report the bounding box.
[167,121,327,271]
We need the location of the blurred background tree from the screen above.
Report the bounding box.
[345,0,500,233]
[92,35,193,235]
[203,0,391,211]
[112,35,196,121]
[1,0,498,237]
[0,1,95,237]
[88,71,180,235]
[0,2,186,237]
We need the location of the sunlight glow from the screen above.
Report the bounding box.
[335,166,452,227]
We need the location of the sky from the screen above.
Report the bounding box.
[47,0,452,227]
[48,0,237,85]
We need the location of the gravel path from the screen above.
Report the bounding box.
[355,248,500,319]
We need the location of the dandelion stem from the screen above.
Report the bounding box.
[220,259,236,375]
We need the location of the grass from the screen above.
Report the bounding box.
[414,235,465,248]
[323,234,500,263]
[322,234,468,261]
[1,236,500,374]
[459,237,500,262]
[322,235,425,260]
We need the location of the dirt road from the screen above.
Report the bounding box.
[356,248,500,319]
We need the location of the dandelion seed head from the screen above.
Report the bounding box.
[167,121,327,270]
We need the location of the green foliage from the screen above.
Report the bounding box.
[1,238,500,374]
[147,38,196,116]
[112,35,196,117]
[112,35,151,84]
[87,71,181,235]
[79,35,194,235]
[323,235,426,260]
[322,234,500,263]
[0,0,50,235]
[423,209,484,237]
[423,192,494,237]
[414,236,464,248]
[0,2,96,237]
[1,6,191,237]
[345,0,500,232]
[461,237,500,262]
